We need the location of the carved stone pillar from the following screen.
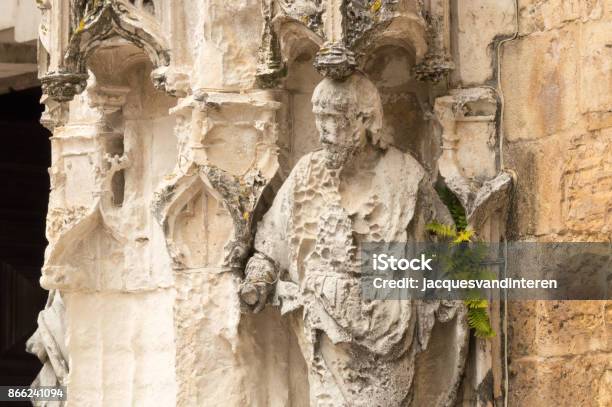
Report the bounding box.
[434,88,514,406]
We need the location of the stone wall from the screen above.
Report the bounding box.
[502,1,611,405]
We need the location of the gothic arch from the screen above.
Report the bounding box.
[41,203,128,291]
[153,172,233,270]
[278,21,324,65]
[65,1,170,75]
[41,0,171,103]
[353,15,428,63]
[256,0,450,86]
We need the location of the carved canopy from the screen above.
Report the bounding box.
[41,0,170,102]
[256,0,453,86]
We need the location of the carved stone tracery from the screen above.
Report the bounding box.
[152,91,282,274]
[257,0,452,85]
[40,0,170,104]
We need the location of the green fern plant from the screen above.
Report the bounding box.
[427,185,495,339]
[465,299,495,338]
[435,184,467,230]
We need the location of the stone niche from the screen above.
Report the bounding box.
[363,44,433,167]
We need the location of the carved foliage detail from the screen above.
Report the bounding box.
[41,71,89,103]
[343,0,399,49]
[153,167,268,273]
[278,0,325,36]
[201,166,269,270]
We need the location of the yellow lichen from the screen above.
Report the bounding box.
[370,0,382,13]
[76,19,85,33]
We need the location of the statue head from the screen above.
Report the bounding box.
[312,73,389,169]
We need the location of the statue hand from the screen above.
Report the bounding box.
[239,253,277,313]
[239,281,271,313]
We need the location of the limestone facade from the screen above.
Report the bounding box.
[502,1,611,406]
[21,0,610,406]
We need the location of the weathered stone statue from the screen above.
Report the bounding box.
[240,73,468,406]
[26,290,68,401]
[30,1,525,404]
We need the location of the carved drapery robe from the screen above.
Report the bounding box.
[253,147,468,406]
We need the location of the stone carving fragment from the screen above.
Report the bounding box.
[278,0,324,33]
[26,291,68,407]
[411,12,453,81]
[343,0,399,49]
[153,91,281,274]
[199,166,269,271]
[313,41,357,79]
[41,0,170,103]
[435,87,514,229]
[257,0,449,83]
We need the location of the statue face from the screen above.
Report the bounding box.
[315,109,352,147]
[314,104,359,169]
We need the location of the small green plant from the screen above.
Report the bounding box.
[435,184,467,230]
[465,299,495,338]
[427,185,495,338]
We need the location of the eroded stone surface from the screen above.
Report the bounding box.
[23,0,610,406]
[239,74,470,406]
[503,3,611,405]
